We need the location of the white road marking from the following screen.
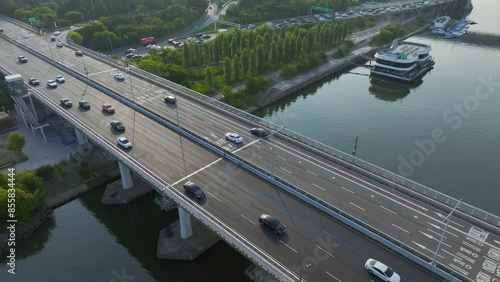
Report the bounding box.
[234,194,250,204]
[280,167,292,174]
[277,155,287,161]
[341,186,354,194]
[312,183,326,191]
[448,264,468,277]
[325,271,341,281]
[494,240,500,245]
[380,205,397,215]
[412,241,427,250]
[349,202,365,211]
[427,228,445,238]
[241,214,256,225]
[206,192,222,202]
[252,153,262,158]
[172,156,222,186]
[177,158,190,167]
[456,252,475,263]
[315,245,335,258]
[154,156,166,164]
[280,240,298,253]
[253,144,260,148]
[392,224,409,233]
[462,241,481,252]
[156,145,166,151]
[307,170,318,176]
[332,176,336,180]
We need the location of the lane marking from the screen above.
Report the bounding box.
[206,191,222,202]
[154,156,166,164]
[392,224,409,233]
[234,194,250,204]
[312,183,326,191]
[172,156,223,186]
[349,202,366,211]
[315,245,335,258]
[448,264,468,277]
[280,167,292,174]
[494,240,500,245]
[307,170,318,176]
[341,186,354,194]
[279,240,298,253]
[252,153,262,158]
[332,176,336,180]
[156,144,166,151]
[380,205,397,215]
[241,214,256,225]
[325,271,341,281]
[277,155,287,161]
[462,241,481,252]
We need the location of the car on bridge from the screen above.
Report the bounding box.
[164,95,176,105]
[110,120,125,132]
[28,78,40,86]
[259,214,286,235]
[54,31,61,35]
[116,136,132,149]
[60,98,72,107]
[79,100,90,110]
[18,55,27,63]
[250,128,269,138]
[364,258,400,282]
[75,50,83,56]
[102,103,115,113]
[56,42,64,48]
[47,80,57,88]
[114,73,125,81]
[183,182,205,199]
[55,75,65,83]
[225,132,243,144]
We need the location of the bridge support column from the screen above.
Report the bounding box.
[118,161,133,189]
[178,207,193,239]
[15,103,29,129]
[74,128,88,144]
[27,94,39,120]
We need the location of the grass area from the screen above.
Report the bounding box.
[0,143,27,167]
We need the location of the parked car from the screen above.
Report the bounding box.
[79,100,90,109]
[116,136,132,149]
[259,214,286,235]
[102,103,115,113]
[47,80,57,88]
[225,132,243,144]
[75,50,83,56]
[54,31,61,35]
[28,78,40,86]
[55,75,65,83]
[18,56,27,63]
[110,120,125,132]
[56,42,64,47]
[183,182,205,198]
[364,259,401,282]
[114,73,125,81]
[202,34,211,39]
[60,98,72,107]
[164,95,176,105]
[250,127,269,138]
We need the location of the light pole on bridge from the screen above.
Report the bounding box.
[107,37,114,56]
[271,125,286,179]
[432,199,462,266]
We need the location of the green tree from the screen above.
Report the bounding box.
[183,44,191,67]
[232,55,241,81]
[205,67,214,88]
[0,172,7,187]
[223,57,232,84]
[65,11,85,24]
[67,31,83,45]
[7,132,25,156]
[256,45,265,74]
[241,49,249,76]
[249,49,257,76]
[15,170,43,193]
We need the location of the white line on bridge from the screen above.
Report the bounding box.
[312,183,326,191]
[325,271,341,281]
[341,186,354,194]
[307,170,318,176]
[280,240,298,253]
[494,240,500,245]
[277,155,287,161]
[234,194,250,204]
[448,264,469,277]
[380,205,397,215]
[349,202,365,211]
[392,224,409,233]
[241,214,256,225]
[154,156,166,164]
[156,145,166,151]
[315,245,335,258]
[252,153,262,158]
[206,192,222,202]
[280,167,292,174]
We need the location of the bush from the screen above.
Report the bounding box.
[78,169,92,180]
[281,64,298,79]
[34,165,54,180]
[191,83,213,95]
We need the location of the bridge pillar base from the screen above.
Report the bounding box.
[75,128,88,145]
[178,207,193,239]
[118,161,133,189]
[156,217,220,260]
[101,171,152,204]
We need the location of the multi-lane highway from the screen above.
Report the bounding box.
[1,14,498,282]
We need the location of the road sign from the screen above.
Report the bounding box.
[311,5,331,13]
[28,17,36,23]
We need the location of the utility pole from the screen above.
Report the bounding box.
[432,199,462,266]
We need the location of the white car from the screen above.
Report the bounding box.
[117,137,132,149]
[47,80,58,88]
[55,75,65,83]
[56,42,64,47]
[54,31,61,35]
[365,259,400,282]
[114,73,125,81]
[225,133,243,144]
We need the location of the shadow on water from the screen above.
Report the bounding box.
[78,188,251,281]
[368,75,425,102]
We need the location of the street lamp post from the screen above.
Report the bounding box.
[82,55,88,78]
[127,66,136,156]
[432,199,462,266]
[47,41,54,61]
[107,37,114,55]
[174,96,188,176]
[298,262,312,281]
[83,8,90,22]
[271,125,286,178]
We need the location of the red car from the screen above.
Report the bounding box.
[102,103,115,113]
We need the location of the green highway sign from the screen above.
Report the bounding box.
[28,17,36,23]
[312,5,331,13]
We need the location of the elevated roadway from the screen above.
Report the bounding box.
[1,13,498,282]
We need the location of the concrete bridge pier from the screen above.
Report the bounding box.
[101,162,152,204]
[118,161,133,189]
[178,207,193,239]
[74,128,88,144]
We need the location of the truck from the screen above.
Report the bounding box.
[140,37,157,46]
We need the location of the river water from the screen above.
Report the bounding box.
[1,0,499,281]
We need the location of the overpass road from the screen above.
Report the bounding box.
[1,17,499,282]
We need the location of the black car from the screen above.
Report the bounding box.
[195,33,203,38]
[202,34,211,39]
[124,48,136,55]
[18,56,27,63]
[164,95,176,105]
[79,100,90,109]
[75,50,83,56]
[110,120,125,132]
[28,78,40,86]
[250,127,269,138]
[259,214,286,235]
[183,182,205,198]
[126,53,134,59]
